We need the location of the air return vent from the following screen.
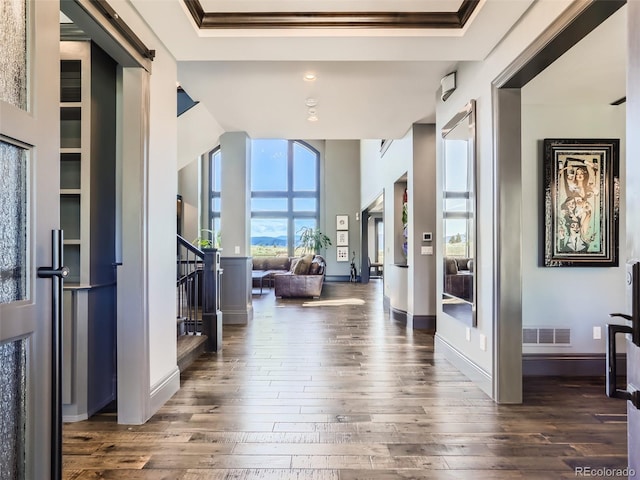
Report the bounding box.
[522,327,571,345]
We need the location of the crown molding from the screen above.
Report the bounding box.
[183,0,479,29]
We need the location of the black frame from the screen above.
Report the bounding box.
[543,138,619,267]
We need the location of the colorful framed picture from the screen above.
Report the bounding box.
[336,215,349,231]
[543,138,619,267]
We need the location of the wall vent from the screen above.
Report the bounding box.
[522,327,571,345]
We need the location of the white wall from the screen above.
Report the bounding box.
[360,126,437,319]
[177,103,224,170]
[362,131,412,309]
[178,160,200,243]
[361,140,388,210]
[111,0,180,406]
[435,0,575,377]
[521,103,627,354]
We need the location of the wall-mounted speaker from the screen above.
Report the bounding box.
[441,72,456,102]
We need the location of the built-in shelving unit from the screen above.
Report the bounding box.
[60,40,118,422]
[60,46,90,286]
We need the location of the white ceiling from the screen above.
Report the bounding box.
[522,5,626,106]
[129,0,538,139]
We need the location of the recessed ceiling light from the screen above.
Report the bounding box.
[307,114,318,122]
[307,108,317,116]
[305,98,318,107]
[303,72,317,82]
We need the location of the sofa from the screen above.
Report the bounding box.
[444,257,473,302]
[273,254,326,298]
[251,255,293,288]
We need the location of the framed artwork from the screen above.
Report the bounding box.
[337,230,349,246]
[543,138,619,267]
[336,215,349,231]
[336,246,349,262]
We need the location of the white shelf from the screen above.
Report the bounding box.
[60,101,82,108]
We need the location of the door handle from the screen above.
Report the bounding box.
[37,229,67,480]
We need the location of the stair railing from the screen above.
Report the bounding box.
[177,235,204,336]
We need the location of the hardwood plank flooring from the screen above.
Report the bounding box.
[63,280,628,479]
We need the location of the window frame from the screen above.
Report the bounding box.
[208,140,320,257]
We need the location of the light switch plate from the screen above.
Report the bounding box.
[593,326,602,340]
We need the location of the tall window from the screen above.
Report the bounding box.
[251,139,319,256]
[208,140,320,256]
[209,147,221,245]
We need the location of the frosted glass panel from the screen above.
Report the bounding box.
[0,0,27,109]
[0,339,27,480]
[0,141,27,304]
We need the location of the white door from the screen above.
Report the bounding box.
[1,1,62,479]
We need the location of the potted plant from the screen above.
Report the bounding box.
[193,229,220,249]
[297,226,332,254]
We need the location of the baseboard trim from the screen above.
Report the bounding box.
[149,366,180,417]
[434,333,492,399]
[325,275,351,282]
[390,307,435,332]
[222,305,254,325]
[522,353,627,377]
[62,412,88,423]
[390,306,407,324]
[410,314,436,332]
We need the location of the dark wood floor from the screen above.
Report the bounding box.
[63,280,628,479]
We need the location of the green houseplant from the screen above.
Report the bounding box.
[193,229,220,249]
[297,226,332,254]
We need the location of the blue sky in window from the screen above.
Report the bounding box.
[252,139,287,191]
[210,139,318,244]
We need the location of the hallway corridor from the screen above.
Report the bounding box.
[63,281,628,479]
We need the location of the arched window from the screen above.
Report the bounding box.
[208,140,320,256]
[251,139,319,256]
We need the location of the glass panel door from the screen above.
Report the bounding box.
[1,0,60,478]
[0,0,27,109]
[0,339,27,480]
[0,142,28,304]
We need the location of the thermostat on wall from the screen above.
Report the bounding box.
[422,232,432,242]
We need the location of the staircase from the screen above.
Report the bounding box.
[176,235,223,371]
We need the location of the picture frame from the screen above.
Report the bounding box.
[336,246,349,262]
[337,230,349,246]
[336,214,349,231]
[543,138,619,267]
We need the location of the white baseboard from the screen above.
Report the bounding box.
[434,333,493,399]
[149,366,180,417]
[62,412,88,423]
